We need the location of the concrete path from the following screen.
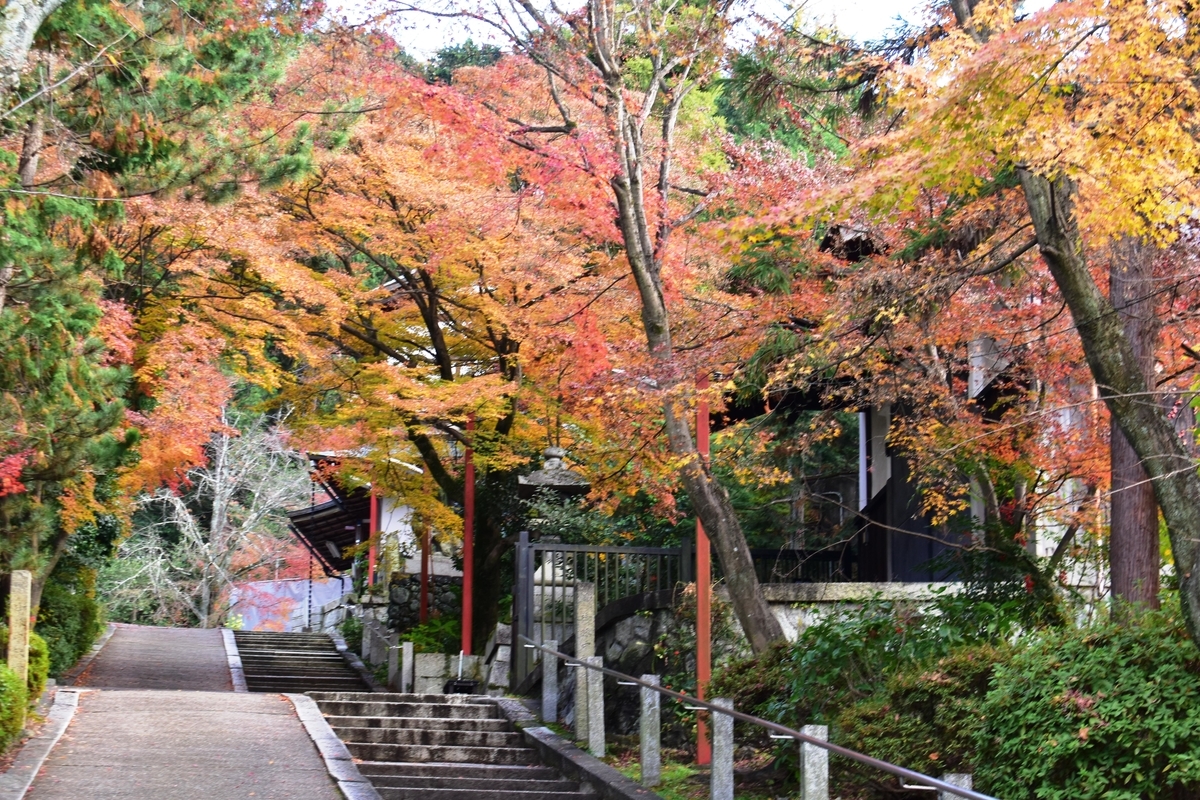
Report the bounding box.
[23,625,342,800]
[73,624,231,691]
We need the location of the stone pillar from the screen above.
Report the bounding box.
[574,583,596,741]
[584,656,604,758]
[360,618,371,661]
[938,774,974,800]
[401,641,414,693]
[387,639,399,690]
[7,571,31,683]
[541,639,558,722]
[801,724,829,800]
[710,698,734,800]
[640,675,661,788]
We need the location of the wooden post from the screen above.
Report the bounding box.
[462,415,475,655]
[7,570,30,683]
[696,374,712,765]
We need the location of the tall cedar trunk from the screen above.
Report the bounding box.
[1108,237,1161,607]
[1020,171,1200,642]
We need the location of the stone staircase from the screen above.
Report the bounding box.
[233,630,370,693]
[309,692,598,799]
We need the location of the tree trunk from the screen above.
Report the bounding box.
[1108,237,1161,608]
[0,0,65,94]
[1020,170,1200,641]
[609,143,785,653]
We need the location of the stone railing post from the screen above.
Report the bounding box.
[640,674,661,788]
[7,571,30,683]
[711,698,734,800]
[584,656,604,758]
[541,639,558,722]
[801,724,829,800]
[574,583,595,741]
[401,641,414,693]
[938,774,973,800]
[386,637,399,690]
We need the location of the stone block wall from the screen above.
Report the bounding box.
[387,574,462,632]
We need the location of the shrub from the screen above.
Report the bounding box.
[0,628,53,707]
[975,608,1200,800]
[835,642,1011,797]
[37,560,104,676]
[406,615,460,654]
[0,664,28,752]
[340,615,363,653]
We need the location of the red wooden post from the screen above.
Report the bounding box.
[420,524,431,624]
[462,415,476,655]
[696,374,712,766]
[367,493,379,587]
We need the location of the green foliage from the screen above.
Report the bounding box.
[340,615,363,653]
[0,664,27,753]
[407,616,461,654]
[0,628,52,707]
[27,632,49,703]
[835,643,1010,796]
[425,40,503,84]
[37,559,105,676]
[975,608,1200,800]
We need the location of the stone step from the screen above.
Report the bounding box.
[316,701,498,720]
[376,787,591,799]
[366,774,581,792]
[329,726,525,748]
[309,692,491,705]
[323,715,510,732]
[345,742,538,765]
[355,763,561,781]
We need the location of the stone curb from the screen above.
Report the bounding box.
[492,698,663,800]
[328,633,387,693]
[0,689,84,800]
[59,623,116,687]
[284,693,382,800]
[220,629,248,692]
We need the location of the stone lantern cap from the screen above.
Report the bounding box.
[518,447,591,498]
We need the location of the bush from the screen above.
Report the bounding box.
[340,615,363,653]
[835,642,1011,797]
[975,608,1200,800]
[37,560,104,676]
[0,628,51,708]
[0,664,27,752]
[406,615,460,654]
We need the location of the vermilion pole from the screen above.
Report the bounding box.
[367,493,379,587]
[696,374,712,766]
[462,416,476,655]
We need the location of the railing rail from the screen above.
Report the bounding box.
[520,634,995,800]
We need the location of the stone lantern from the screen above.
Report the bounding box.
[517,447,590,499]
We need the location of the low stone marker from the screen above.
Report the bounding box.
[639,674,661,788]
[541,639,558,722]
[575,583,596,741]
[401,642,414,693]
[7,570,30,683]
[584,656,604,758]
[387,640,399,690]
[939,773,974,800]
[711,698,734,800]
[801,724,829,800]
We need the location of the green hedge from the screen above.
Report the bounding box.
[0,627,52,707]
[976,609,1200,800]
[37,561,104,676]
[0,664,26,753]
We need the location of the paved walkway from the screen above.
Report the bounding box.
[23,625,341,800]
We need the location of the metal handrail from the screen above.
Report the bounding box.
[519,635,996,800]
